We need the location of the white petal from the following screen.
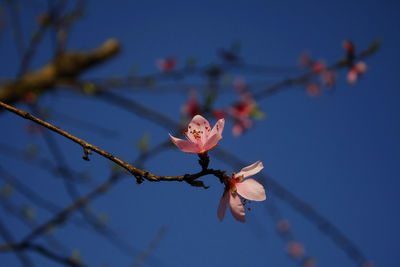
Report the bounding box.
[217,191,229,222]
[235,161,264,179]
[229,192,246,223]
[169,134,200,153]
[236,178,266,201]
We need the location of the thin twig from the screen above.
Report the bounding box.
[0,100,227,187]
[131,225,168,267]
[0,218,34,267]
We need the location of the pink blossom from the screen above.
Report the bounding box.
[24,92,37,104]
[232,117,253,136]
[156,57,177,72]
[181,90,199,118]
[298,52,313,67]
[306,83,321,97]
[230,94,254,117]
[169,115,225,154]
[343,40,354,53]
[287,241,305,259]
[347,61,367,84]
[230,93,255,136]
[234,77,247,94]
[361,261,374,267]
[311,61,325,74]
[321,70,336,88]
[302,258,317,267]
[212,109,226,120]
[217,161,266,223]
[342,40,355,59]
[277,219,291,233]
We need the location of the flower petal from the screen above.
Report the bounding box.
[236,178,266,201]
[203,118,225,151]
[203,133,221,151]
[232,124,244,137]
[209,118,225,138]
[355,61,367,74]
[347,69,358,84]
[169,134,200,153]
[235,161,264,179]
[217,191,229,222]
[229,191,246,223]
[187,115,211,145]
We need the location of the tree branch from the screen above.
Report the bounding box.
[0,38,120,105]
[0,100,229,187]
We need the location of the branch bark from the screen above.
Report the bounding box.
[0,38,120,105]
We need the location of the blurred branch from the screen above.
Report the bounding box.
[0,218,34,267]
[0,164,62,213]
[28,103,159,261]
[6,0,25,55]
[48,109,119,138]
[131,225,168,267]
[0,7,7,42]
[0,137,174,266]
[212,147,369,265]
[0,241,84,267]
[0,38,120,105]
[254,40,381,100]
[0,197,69,254]
[0,142,90,184]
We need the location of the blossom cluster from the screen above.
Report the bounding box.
[299,40,367,97]
[180,78,264,137]
[169,115,266,223]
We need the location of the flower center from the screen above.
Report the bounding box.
[190,129,203,140]
[185,120,212,142]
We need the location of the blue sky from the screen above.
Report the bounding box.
[0,0,399,266]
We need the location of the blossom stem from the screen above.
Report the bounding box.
[197,152,210,170]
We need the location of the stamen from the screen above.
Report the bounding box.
[190,129,204,139]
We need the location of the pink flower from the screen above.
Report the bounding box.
[212,109,226,120]
[230,93,255,136]
[234,77,247,94]
[306,83,321,97]
[156,57,177,72]
[298,52,313,67]
[302,258,317,267]
[181,90,200,118]
[217,161,266,223]
[311,61,325,74]
[347,61,367,84]
[287,241,305,259]
[342,40,355,60]
[321,70,336,88]
[361,261,374,267]
[230,94,254,117]
[24,92,37,104]
[232,117,253,136]
[169,115,225,153]
[276,219,291,233]
[343,40,354,53]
